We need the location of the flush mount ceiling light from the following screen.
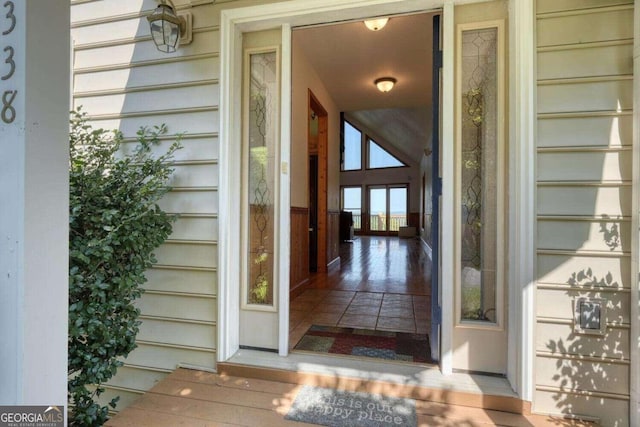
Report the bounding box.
[147,0,192,53]
[375,77,396,93]
[364,18,389,31]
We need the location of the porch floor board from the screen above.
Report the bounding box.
[106,368,596,426]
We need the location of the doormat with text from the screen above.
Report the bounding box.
[285,385,417,427]
[293,325,431,363]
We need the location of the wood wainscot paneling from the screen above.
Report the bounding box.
[290,207,310,297]
[327,210,341,268]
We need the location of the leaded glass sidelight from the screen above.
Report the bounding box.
[459,26,501,323]
[244,49,279,307]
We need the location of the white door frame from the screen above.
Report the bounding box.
[218,0,536,402]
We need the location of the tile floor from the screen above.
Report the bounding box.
[289,236,432,351]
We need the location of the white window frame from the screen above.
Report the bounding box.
[240,45,281,313]
[454,20,506,330]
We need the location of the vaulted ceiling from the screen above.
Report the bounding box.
[293,12,436,160]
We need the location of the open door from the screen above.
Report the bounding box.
[430,14,443,363]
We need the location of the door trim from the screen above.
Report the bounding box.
[219,0,536,402]
[308,90,329,272]
[507,0,536,402]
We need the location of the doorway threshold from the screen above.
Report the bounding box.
[219,349,529,415]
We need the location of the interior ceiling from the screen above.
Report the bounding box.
[294,13,435,160]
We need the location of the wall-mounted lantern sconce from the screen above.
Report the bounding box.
[148,0,193,53]
[375,77,396,93]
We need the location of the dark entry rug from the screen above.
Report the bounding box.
[293,325,431,363]
[285,385,417,427]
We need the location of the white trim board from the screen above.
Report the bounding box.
[218,0,536,404]
[507,0,536,402]
[630,0,640,423]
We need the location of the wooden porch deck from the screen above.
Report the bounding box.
[106,368,596,426]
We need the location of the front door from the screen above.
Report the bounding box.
[430,13,443,363]
[224,1,510,376]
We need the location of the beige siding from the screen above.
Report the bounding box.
[70,0,224,411]
[535,1,634,425]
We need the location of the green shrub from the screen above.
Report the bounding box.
[68,109,181,426]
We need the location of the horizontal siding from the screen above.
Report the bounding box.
[537,6,633,47]
[137,318,216,349]
[537,42,633,80]
[118,135,220,163]
[124,341,216,371]
[74,57,220,92]
[536,355,629,395]
[74,84,220,116]
[537,185,631,217]
[170,215,219,241]
[534,1,633,424]
[537,114,632,148]
[137,293,217,323]
[536,322,629,360]
[538,151,631,182]
[537,253,631,289]
[537,220,630,253]
[537,0,633,14]
[85,110,220,135]
[537,78,633,114]
[73,29,220,71]
[158,188,218,215]
[537,287,630,324]
[144,267,218,295]
[71,0,224,414]
[153,241,217,275]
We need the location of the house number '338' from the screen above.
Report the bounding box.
[1,0,17,124]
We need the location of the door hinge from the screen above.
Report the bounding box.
[435,50,443,68]
[434,176,443,196]
[432,305,442,323]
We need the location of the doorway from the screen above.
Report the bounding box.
[367,185,409,234]
[308,91,328,273]
[288,12,437,365]
[220,0,530,399]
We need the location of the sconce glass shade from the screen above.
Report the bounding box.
[148,4,184,53]
[375,77,396,93]
[364,18,389,31]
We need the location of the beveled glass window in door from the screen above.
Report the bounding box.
[243,48,279,307]
[458,24,503,323]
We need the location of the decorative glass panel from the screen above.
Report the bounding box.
[459,27,498,322]
[246,51,278,306]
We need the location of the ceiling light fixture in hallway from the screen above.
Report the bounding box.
[375,77,396,92]
[364,17,389,31]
